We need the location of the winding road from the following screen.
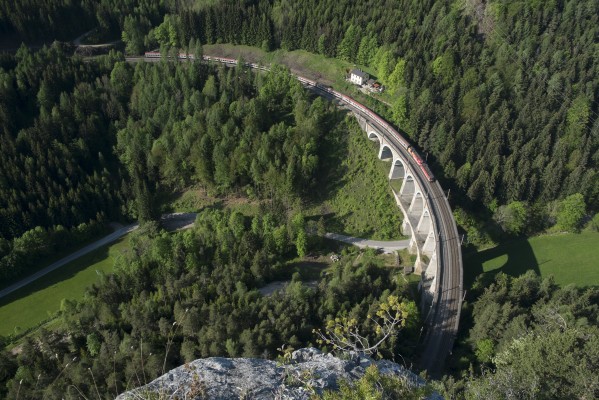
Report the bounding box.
[0,211,406,301]
[0,223,138,300]
[324,233,410,253]
[0,213,196,301]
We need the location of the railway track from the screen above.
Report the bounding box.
[127,54,463,375]
[419,181,462,376]
[355,114,463,376]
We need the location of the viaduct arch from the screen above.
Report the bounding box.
[356,117,463,376]
[364,126,438,285]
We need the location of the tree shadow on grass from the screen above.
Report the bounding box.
[463,237,541,290]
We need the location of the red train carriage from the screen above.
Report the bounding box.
[407,145,424,165]
[421,163,435,182]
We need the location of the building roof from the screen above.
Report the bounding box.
[350,69,369,78]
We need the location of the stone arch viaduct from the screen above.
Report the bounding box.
[133,53,463,376]
[368,129,436,282]
[354,116,463,376]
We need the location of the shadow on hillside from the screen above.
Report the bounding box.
[310,109,352,202]
[464,238,541,290]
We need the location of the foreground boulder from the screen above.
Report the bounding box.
[116,347,432,399]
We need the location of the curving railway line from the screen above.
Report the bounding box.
[130,52,463,375]
[421,181,463,376]
[349,105,463,376]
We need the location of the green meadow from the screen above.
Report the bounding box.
[305,118,405,240]
[464,231,599,288]
[0,237,129,336]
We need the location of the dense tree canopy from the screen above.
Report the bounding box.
[2,1,597,211]
[0,40,351,285]
[0,209,420,399]
[0,0,166,42]
[0,45,126,240]
[1,1,598,397]
[463,271,599,399]
[0,45,131,286]
[115,57,341,219]
[150,0,599,211]
[0,42,419,398]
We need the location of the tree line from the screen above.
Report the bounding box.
[0,45,134,285]
[0,221,107,288]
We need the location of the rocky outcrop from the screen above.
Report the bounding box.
[117,348,433,399]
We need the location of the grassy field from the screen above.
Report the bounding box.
[310,118,405,240]
[0,236,130,336]
[464,231,599,288]
[0,227,111,292]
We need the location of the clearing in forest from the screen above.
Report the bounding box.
[464,230,599,288]
[310,118,406,240]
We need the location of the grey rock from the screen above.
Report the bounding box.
[116,347,436,400]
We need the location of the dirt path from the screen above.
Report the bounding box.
[0,223,138,300]
[324,233,410,253]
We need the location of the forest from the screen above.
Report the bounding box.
[148,0,599,217]
[0,0,166,42]
[1,0,598,398]
[0,42,348,284]
[3,0,596,214]
[0,41,421,398]
[449,272,599,398]
[0,46,126,286]
[0,209,421,399]
[0,45,124,241]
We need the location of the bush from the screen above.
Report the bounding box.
[319,365,430,399]
[556,193,586,232]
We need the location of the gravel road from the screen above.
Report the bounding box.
[324,233,410,253]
